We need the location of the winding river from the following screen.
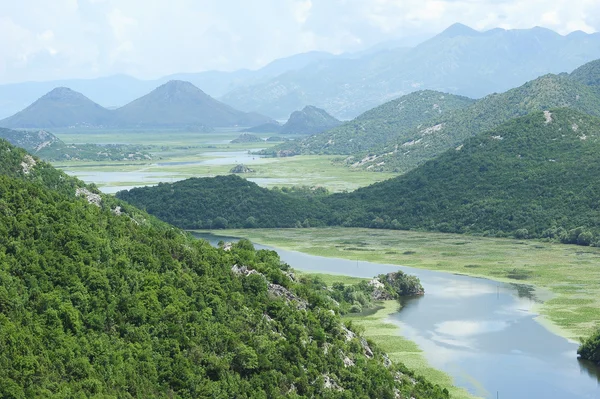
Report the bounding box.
[194,233,600,399]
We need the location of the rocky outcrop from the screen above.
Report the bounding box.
[267,283,308,310]
[20,155,36,175]
[76,188,102,207]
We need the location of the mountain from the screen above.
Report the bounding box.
[114,80,274,128]
[0,87,114,128]
[220,25,600,119]
[0,138,449,398]
[268,91,475,156]
[0,52,338,120]
[280,106,341,135]
[325,108,600,243]
[350,73,600,172]
[0,81,275,129]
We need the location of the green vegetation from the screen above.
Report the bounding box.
[570,59,600,88]
[268,90,474,156]
[120,109,600,247]
[206,227,600,340]
[0,139,451,398]
[296,273,477,399]
[116,175,329,229]
[578,328,600,365]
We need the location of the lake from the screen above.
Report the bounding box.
[194,232,600,399]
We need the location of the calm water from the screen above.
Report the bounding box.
[194,232,600,399]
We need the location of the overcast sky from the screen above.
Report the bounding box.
[1,0,599,84]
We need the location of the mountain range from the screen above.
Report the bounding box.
[0,81,274,129]
[2,24,600,122]
[270,58,600,173]
[221,24,600,119]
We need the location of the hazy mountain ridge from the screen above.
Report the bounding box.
[220,24,600,119]
[0,81,274,129]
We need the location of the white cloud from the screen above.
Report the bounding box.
[0,0,599,83]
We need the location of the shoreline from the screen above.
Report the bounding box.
[193,228,598,342]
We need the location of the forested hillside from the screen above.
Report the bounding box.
[324,109,600,243]
[0,139,450,398]
[352,73,600,172]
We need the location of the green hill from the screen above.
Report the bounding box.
[353,73,600,172]
[116,175,327,229]
[0,87,114,129]
[325,108,600,243]
[269,91,474,157]
[115,80,274,128]
[0,139,450,398]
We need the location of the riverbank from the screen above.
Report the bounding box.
[293,272,478,398]
[198,227,600,341]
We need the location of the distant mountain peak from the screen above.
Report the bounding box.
[438,23,480,38]
[43,87,90,101]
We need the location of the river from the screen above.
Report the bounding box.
[194,232,600,399]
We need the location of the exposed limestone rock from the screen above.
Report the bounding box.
[112,206,123,216]
[343,356,355,367]
[21,155,36,175]
[544,110,553,124]
[383,354,392,368]
[231,264,264,278]
[360,337,374,358]
[267,283,308,310]
[341,325,356,342]
[322,375,343,391]
[76,188,102,207]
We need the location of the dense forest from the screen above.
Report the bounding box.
[119,108,600,248]
[0,138,450,398]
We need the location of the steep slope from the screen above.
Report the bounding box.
[0,140,449,398]
[0,87,114,128]
[221,25,600,119]
[357,74,600,172]
[269,91,474,156]
[242,122,282,133]
[280,106,341,135]
[114,80,274,128]
[327,109,600,243]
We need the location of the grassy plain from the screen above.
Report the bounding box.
[209,227,600,340]
[52,130,395,192]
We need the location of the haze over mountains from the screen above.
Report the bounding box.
[270,58,600,173]
[0,81,274,129]
[2,24,600,122]
[222,24,600,119]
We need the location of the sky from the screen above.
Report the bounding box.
[1,0,600,84]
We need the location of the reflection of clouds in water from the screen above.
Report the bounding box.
[427,277,497,298]
[494,298,536,317]
[428,332,474,349]
[436,320,510,338]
